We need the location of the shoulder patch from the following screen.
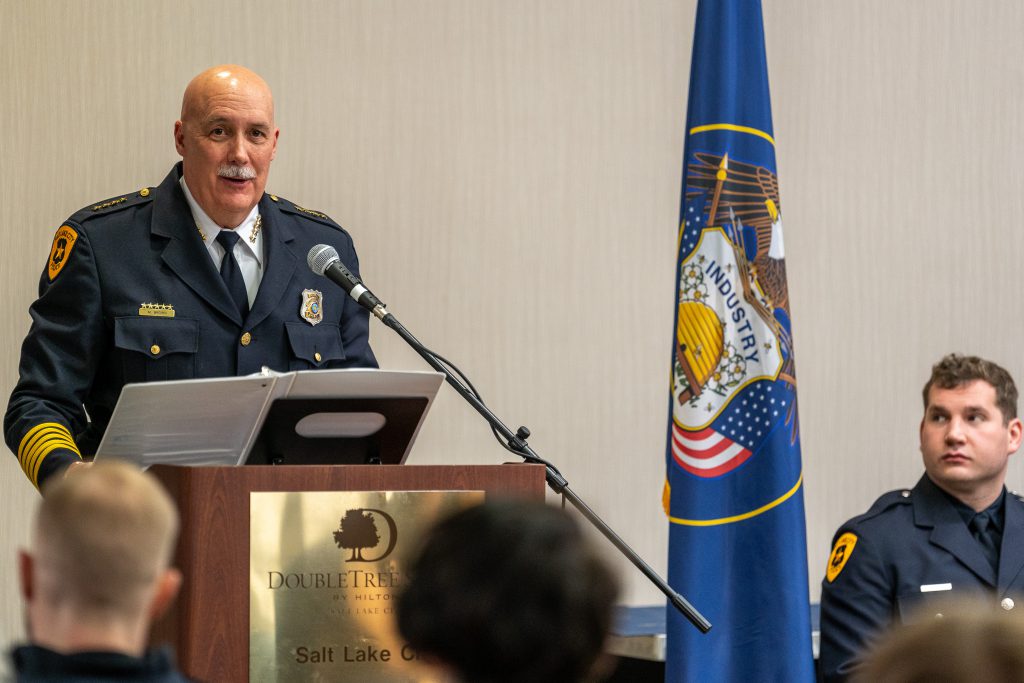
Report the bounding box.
[826,532,858,583]
[47,225,79,281]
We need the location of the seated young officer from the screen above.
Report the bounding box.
[819,353,1024,682]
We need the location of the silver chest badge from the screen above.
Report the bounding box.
[301,289,323,326]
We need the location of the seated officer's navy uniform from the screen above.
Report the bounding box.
[819,474,1024,682]
[4,163,377,489]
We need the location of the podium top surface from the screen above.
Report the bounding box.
[95,368,443,467]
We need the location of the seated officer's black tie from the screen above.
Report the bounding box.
[216,230,249,318]
[969,510,1000,575]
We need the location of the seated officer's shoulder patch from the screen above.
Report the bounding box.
[826,532,858,583]
[47,225,79,281]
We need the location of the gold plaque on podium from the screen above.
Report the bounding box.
[249,490,484,682]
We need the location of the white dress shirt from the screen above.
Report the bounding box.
[179,176,264,308]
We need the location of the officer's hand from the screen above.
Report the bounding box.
[64,460,93,478]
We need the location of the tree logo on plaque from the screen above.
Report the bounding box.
[333,508,399,562]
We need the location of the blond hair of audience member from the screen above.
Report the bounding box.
[18,460,182,657]
[855,599,1024,683]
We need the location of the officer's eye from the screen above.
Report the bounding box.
[210,127,226,137]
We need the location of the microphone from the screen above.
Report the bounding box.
[307,244,389,319]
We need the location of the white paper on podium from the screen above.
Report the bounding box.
[94,368,444,468]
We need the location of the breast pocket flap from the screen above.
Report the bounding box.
[284,322,345,366]
[114,317,199,358]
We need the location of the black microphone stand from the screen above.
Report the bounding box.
[370,304,711,633]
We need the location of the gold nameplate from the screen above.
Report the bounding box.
[139,303,175,318]
[250,490,484,682]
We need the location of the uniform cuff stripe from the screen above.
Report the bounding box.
[23,431,76,456]
[23,431,77,457]
[19,423,80,458]
[27,441,80,483]
[17,423,82,488]
[23,435,78,471]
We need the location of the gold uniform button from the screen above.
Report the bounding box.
[150,344,160,355]
[1002,598,1015,611]
[240,332,252,346]
[270,194,279,202]
[314,352,322,363]
[139,188,150,197]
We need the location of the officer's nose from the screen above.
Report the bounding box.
[227,133,250,165]
[945,417,966,444]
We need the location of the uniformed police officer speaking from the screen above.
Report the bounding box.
[4,65,377,490]
[819,354,1024,681]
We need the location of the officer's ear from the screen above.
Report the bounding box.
[174,120,186,156]
[1007,417,1023,454]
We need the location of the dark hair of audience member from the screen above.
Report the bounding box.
[396,500,620,683]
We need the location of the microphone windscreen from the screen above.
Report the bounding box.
[307,244,339,276]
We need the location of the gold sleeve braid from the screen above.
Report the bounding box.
[18,422,82,489]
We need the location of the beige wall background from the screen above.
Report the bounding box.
[1,0,1023,649]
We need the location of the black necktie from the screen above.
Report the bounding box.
[216,230,249,318]
[969,510,1000,574]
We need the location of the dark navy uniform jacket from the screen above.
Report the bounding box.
[819,474,1024,682]
[11,644,194,682]
[5,164,377,489]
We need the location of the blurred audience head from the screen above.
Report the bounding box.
[397,499,620,683]
[855,598,1024,683]
[19,460,181,655]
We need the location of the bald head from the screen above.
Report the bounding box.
[32,461,179,615]
[174,64,279,228]
[180,64,275,125]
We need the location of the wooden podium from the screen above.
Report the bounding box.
[149,463,547,682]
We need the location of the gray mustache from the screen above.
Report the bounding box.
[218,165,256,180]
